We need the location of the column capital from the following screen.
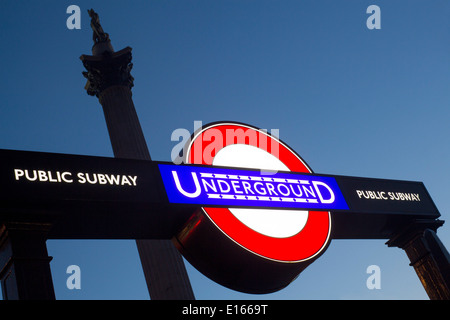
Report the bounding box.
[80,47,134,97]
[386,219,450,300]
[386,219,444,249]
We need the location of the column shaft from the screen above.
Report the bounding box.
[0,222,55,300]
[98,85,195,300]
[387,220,450,300]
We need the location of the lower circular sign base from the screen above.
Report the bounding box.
[173,209,330,294]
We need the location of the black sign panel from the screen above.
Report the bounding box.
[0,149,441,239]
[0,149,164,206]
[330,175,440,239]
[0,149,192,239]
[335,175,439,216]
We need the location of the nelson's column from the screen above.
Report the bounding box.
[80,9,194,300]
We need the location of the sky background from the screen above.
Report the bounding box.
[0,0,449,300]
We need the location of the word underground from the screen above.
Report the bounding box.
[14,169,137,186]
[159,164,349,210]
[356,190,421,202]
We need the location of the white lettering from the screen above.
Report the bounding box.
[48,171,58,183]
[97,174,107,185]
[14,169,24,180]
[13,169,136,186]
[217,180,231,193]
[171,121,281,166]
[61,172,73,183]
[231,180,243,194]
[25,170,37,181]
[358,190,421,202]
[312,181,335,204]
[66,265,81,290]
[105,174,120,185]
[38,170,48,182]
[182,304,216,317]
[66,5,81,30]
[302,185,316,198]
[254,182,267,195]
[121,175,131,186]
[277,183,290,197]
[128,175,137,186]
[366,265,381,289]
[366,5,381,30]
[202,179,217,193]
[242,181,255,195]
[171,128,191,164]
[266,183,278,196]
[85,173,97,184]
[289,184,302,197]
[172,171,201,198]
[77,172,86,184]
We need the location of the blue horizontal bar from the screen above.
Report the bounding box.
[158,164,349,211]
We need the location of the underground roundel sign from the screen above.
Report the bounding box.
[173,122,332,294]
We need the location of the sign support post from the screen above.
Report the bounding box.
[387,219,450,299]
[80,9,194,300]
[0,221,55,300]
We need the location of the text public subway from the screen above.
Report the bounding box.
[13,169,138,186]
[356,190,421,201]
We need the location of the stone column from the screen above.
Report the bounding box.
[387,219,450,300]
[81,36,194,299]
[0,222,55,300]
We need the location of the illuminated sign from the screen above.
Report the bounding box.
[159,163,349,211]
[0,142,441,294]
[168,121,439,293]
[0,148,439,240]
[172,122,335,293]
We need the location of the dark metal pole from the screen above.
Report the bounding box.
[387,219,450,300]
[0,222,55,300]
[80,9,194,300]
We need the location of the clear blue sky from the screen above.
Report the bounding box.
[0,0,449,300]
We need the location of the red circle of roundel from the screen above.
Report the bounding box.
[185,122,331,262]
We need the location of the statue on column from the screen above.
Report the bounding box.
[86,9,114,56]
[81,9,133,96]
[88,9,110,44]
